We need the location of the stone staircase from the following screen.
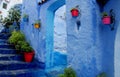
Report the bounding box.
[0,33,46,77]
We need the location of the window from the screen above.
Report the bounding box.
[3,3,7,9]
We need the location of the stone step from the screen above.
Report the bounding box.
[0,61,45,71]
[0,48,18,54]
[0,39,8,44]
[0,69,46,77]
[0,54,23,61]
[0,44,15,49]
[0,33,11,39]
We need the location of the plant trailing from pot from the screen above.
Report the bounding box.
[8,30,25,45]
[70,8,79,17]
[15,40,27,52]
[34,20,41,28]
[97,72,107,77]
[21,42,34,62]
[102,12,111,25]
[23,14,29,22]
[58,67,76,77]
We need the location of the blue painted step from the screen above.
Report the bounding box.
[0,39,8,44]
[0,54,23,61]
[0,33,11,39]
[0,61,45,70]
[0,48,18,54]
[0,69,46,77]
[0,44,15,49]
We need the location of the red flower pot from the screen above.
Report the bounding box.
[71,9,79,17]
[102,16,111,24]
[24,51,34,62]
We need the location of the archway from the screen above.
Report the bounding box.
[114,23,120,77]
[54,5,66,54]
[46,0,66,68]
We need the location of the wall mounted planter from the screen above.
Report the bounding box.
[34,20,41,28]
[34,24,40,28]
[71,8,79,17]
[23,14,29,22]
[23,17,28,22]
[102,16,111,25]
[101,10,116,31]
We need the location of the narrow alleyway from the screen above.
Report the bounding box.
[0,31,45,77]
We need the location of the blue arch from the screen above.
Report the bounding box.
[46,0,65,68]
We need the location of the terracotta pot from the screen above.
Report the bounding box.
[24,51,34,62]
[71,9,79,17]
[102,16,111,24]
[34,24,40,28]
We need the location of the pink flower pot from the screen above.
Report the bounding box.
[102,16,111,25]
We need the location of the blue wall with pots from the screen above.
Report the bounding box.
[104,0,120,77]
[21,0,117,77]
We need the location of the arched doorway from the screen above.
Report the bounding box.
[54,5,66,54]
[115,23,120,77]
[46,0,66,68]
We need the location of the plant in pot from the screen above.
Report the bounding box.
[102,12,111,25]
[34,20,41,28]
[8,30,25,45]
[21,42,34,62]
[97,72,107,77]
[23,14,29,22]
[70,8,79,17]
[58,67,76,77]
[15,40,26,53]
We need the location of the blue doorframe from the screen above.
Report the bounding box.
[46,0,65,68]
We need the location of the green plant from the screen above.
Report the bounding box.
[3,7,21,29]
[102,12,108,17]
[58,67,76,77]
[34,20,40,24]
[23,14,28,18]
[8,30,25,45]
[15,40,27,50]
[97,72,107,77]
[21,44,33,52]
[70,8,78,12]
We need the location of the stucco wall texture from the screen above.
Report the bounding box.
[21,0,117,77]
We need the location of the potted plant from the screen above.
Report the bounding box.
[8,30,25,45]
[58,67,76,77]
[15,40,26,53]
[102,12,111,25]
[34,20,40,28]
[21,42,34,62]
[97,72,107,77]
[70,8,79,17]
[23,14,29,22]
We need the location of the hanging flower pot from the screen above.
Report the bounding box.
[34,20,41,28]
[23,14,29,22]
[102,12,111,25]
[23,17,28,22]
[102,16,111,24]
[34,23,40,28]
[71,8,79,17]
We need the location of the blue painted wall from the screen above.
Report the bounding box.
[104,0,120,77]
[21,0,117,77]
[67,0,115,77]
[21,0,66,69]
